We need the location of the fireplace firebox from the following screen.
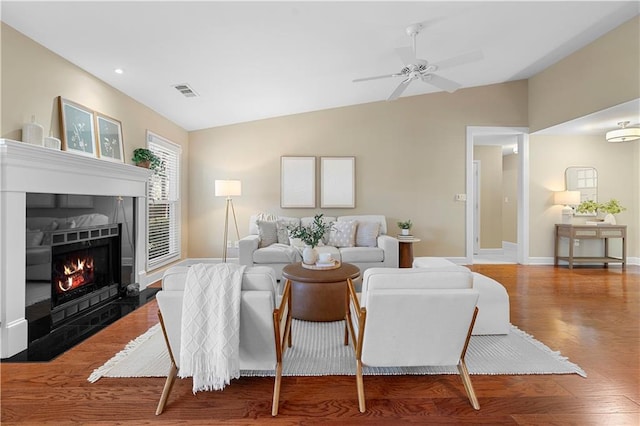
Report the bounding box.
[34,224,123,331]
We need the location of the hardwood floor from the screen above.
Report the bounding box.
[2,264,639,425]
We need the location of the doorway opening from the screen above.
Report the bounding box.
[466,127,529,264]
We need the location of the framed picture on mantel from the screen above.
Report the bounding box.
[281,156,316,208]
[95,112,124,163]
[58,97,97,158]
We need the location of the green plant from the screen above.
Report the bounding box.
[397,220,412,230]
[288,214,332,248]
[576,200,599,214]
[132,148,162,171]
[599,199,626,215]
[576,199,626,215]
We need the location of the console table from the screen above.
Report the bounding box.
[554,224,626,269]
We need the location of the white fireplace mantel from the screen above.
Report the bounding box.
[0,138,151,358]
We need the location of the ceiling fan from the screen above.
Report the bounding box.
[353,23,483,101]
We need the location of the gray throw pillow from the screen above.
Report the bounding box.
[356,221,380,247]
[257,220,278,248]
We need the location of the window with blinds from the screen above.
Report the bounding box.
[146,131,181,270]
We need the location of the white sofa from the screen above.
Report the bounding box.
[239,214,399,280]
[412,257,510,335]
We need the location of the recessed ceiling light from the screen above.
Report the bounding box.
[114,68,124,74]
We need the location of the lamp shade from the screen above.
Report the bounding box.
[554,190,580,206]
[215,180,242,197]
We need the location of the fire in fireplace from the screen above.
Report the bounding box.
[49,224,122,321]
[54,252,95,293]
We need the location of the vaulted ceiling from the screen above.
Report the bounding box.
[2,1,639,131]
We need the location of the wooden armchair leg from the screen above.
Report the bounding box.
[457,361,480,410]
[155,362,178,415]
[271,362,283,416]
[356,360,366,413]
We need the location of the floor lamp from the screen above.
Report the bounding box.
[215,180,241,262]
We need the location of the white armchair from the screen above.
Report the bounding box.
[347,267,481,412]
[155,265,289,416]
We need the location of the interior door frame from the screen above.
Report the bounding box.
[465,126,530,264]
[473,160,480,255]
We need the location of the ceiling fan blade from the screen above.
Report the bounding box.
[432,50,483,71]
[422,73,461,93]
[353,73,398,83]
[387,78,412,101]
[395,46,416,66]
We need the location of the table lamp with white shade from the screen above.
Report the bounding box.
[215,179,241,262]
[554,190,581,224]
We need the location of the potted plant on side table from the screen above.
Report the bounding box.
[397,219,413,236]
[288,214,332,265]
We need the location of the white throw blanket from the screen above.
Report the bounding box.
[178,263,246,393]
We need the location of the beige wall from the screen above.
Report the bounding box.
[502,153,518,244]
[529,134,638,259]
[189,81,529,258]
[4,15,638,264]
[1,23,190,266]
[474,146,503,249]
[529,16,640,132]
[528,15,639,260]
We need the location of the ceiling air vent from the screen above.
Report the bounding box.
[172,83,198,98]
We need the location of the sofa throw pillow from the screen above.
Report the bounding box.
[327,220,357,248]
[276,219,298,245]
[356,221,380,247]
[26,230,44,247]
[257,220,278,248]
[42,220,60,245]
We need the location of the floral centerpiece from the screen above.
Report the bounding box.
[288,214,332,264]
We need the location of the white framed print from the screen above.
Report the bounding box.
[321,156,355,208]
[281,156,316,208]
[95,112,124,163]
[58,97,97,158]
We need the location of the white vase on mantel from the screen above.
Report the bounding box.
[603,213,616,225]
[302,247,318,265]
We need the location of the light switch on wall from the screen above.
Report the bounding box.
[455,194,467,201]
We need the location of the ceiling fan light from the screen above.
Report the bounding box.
[606,127,640,143]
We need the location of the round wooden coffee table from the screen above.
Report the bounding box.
[281,262,360,348]
[282,262,360,322]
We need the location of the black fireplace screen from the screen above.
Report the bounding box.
[50,230,121,308]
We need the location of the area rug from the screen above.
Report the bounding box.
[88,320,586,383]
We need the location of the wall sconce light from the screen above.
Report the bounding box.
[215,179,242,262]
[606,121,640,143]
[554,190,581,224]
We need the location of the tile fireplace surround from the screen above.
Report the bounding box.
[0,139,151,358]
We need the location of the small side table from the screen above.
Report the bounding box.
[398,238,421,268]
[281,262,360,348]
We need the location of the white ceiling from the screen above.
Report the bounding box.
[2,1,639,132]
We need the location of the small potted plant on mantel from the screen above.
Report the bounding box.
[288,214,332,265]
[397,219,413,236]
[132,148,162,172]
